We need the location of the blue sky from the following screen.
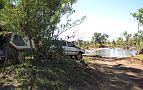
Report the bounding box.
[75,0,143,20]
[61,0,143,41]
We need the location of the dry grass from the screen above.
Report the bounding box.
[135,54,143,61]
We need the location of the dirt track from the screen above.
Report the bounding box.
[83,57,143,90]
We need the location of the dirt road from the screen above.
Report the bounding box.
[83,57,143,90]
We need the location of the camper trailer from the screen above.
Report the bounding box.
[0,26,34,67]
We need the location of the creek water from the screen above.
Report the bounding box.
[85,48,137,57]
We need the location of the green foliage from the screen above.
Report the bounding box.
[121,31,132,46]
[132,8,143,25]
[74,40,89,48]
[0,58,89,90]
[0,0,78,45]
[111,30,143,49]
[0,0,5,9]
[75,30,143,49]
[112,39,116,47]
[92,32,109,46]
[131,8,143,48]
[116,37,123,45]
[0,0,25,35]
[0,0,89,89]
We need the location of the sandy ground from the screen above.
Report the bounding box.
[82,56,143,90]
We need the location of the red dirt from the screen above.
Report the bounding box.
[81,57,143,90]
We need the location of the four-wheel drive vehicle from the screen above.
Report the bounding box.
[63,41,85,60]
[0,32,34,66]
[51,40,85,60]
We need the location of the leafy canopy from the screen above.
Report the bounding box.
[132,8,143,25]
[92,32,109,45]
[0,0,78,42]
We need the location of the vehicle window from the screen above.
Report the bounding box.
[67,42,75,47]
[13,35,25,46]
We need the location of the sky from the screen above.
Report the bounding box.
[60,0,143,41]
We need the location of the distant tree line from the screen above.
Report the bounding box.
[75,8,143,49]
[75,30,143,49]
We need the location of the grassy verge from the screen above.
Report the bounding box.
[135,54,143,60]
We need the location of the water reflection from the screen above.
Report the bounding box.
[85,48,137,57]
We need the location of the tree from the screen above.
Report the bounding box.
[122,31,132,46]
[116,37,123,45]
[92,32,109,46]
[132,8,143,48]
[112,39,116,47]
[132,8,143,25]
[133,30,143,47]
[0,0,86,89]
[0,0,81,56]
[122,31,128,40]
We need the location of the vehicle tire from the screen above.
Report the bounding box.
[1,85,15,90]
[0,59,4,67]
[70,55,73,59]
[76,52,83,60]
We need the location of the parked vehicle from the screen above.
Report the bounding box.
[50,40,85,60]
[0,30,34,66]
[63,41,85,59]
